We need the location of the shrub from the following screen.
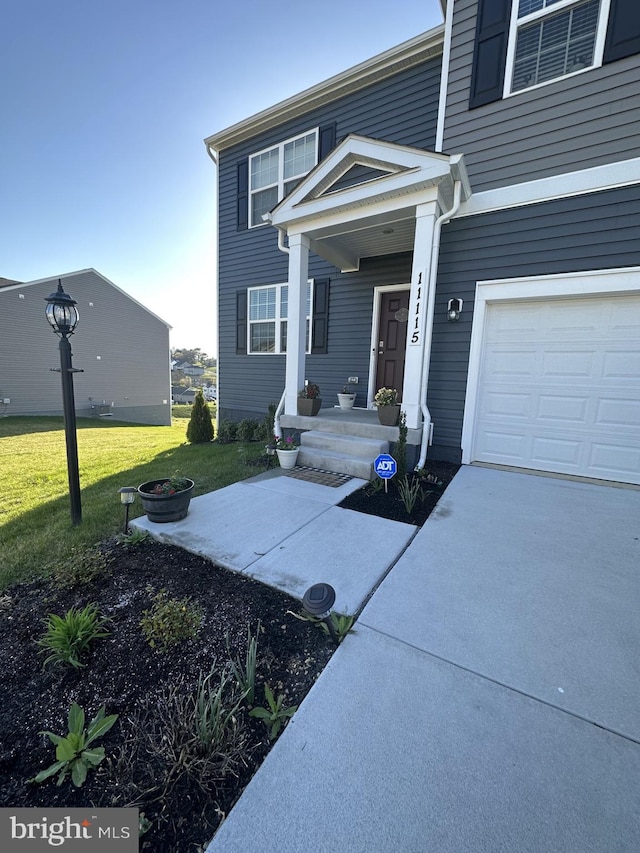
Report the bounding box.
[393,411,408,481]
[50,546,110,588]
[37,604,110,669]
[216,419,237,443]
[140,589,202,652]
[236,418,259,442]
[186,390,214,444]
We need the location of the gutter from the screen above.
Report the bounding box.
[415,174,463,471]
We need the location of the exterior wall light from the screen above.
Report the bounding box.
[303,582,339,646]
[118,487,137,533]
[447,297,463,322]
[45,280,83,525]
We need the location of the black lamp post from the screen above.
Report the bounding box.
[45,280,83,525]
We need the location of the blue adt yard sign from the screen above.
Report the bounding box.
[374,453,397,479]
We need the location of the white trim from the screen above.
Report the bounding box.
[435,0,455,152]
[461,266,640,464]
[457,156,640,219]
[503,0,612,99]
[368,284,410,406]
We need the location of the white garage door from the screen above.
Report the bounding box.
[473,294,640,484]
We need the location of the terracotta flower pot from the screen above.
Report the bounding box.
[138,479,195,523]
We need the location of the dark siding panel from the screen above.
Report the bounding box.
[444,0,640,190]
[217,57,441,418]
[428,185,640,453]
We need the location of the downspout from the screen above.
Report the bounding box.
[415,177,462,470]
[272,222,289,438]
[205,142,221,438]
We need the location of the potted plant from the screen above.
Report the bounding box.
[337,382,357,411]
[274,434,299,469]
[138,476,195,523]
[297,383,322,416]
[374,387,401,426]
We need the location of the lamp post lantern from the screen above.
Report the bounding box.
[45,280,83,525]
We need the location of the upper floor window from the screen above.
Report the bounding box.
[249,130,318,228]
[248,281,312,353]
[507,0,609,93]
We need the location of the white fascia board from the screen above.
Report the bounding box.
[457,157,640,218]
[476,266,640,301]
[204,28,444,152]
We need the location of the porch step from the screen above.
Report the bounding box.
[298,431,389,480]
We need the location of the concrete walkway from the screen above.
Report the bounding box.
[135,466,640,851]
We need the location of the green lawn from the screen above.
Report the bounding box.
[0,416,263,590]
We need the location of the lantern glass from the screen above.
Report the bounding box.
[45,282,79,337]
[119,487,136,505]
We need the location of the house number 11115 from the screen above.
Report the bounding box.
[410,272,422,345]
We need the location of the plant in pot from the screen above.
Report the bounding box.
[138,476,195,523]
[337,381,357,411]
[374,387,401,426]
[297,382,322,417]
[274,434,299,469]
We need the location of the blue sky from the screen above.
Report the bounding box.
[2,1,443,355]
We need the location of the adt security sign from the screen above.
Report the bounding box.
[374,453,397,480]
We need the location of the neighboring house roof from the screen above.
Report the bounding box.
[0,277,21,287]
[204,25,444,153]
[0,268,171,330]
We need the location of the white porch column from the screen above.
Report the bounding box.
[402,201,439,429]
[284,233,310,415]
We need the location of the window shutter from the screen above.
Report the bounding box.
[603,0,640,64]
[318,123,336,161]
[469,0,511,109]
[236,290,247,354]
[237,159,248,231]
[311,278,330,354]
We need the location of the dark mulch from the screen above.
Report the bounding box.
[0,543,336,852]
[338,459,460,526]
[0,458,459,851]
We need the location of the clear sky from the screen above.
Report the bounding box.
[2,0,443,356]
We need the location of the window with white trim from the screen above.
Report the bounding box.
[249,130,318,227]
[248,282,313,353]
[507,0,609,94]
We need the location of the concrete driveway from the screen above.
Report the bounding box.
[208,466,640,852]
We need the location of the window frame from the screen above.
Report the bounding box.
[503,0,612,97]
[247,280,314,355]
[248,128,319,229]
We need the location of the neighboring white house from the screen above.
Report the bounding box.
[0,268,172,426]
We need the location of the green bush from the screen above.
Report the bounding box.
[37,604,110,669]
[216,419,237,443]
[140,589,202,652]
[236,418,259,442]
[186,390,214,444]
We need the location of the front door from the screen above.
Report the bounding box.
[375,290,409,401]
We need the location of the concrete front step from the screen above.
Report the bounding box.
[298,431,389,480]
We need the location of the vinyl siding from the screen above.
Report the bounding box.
[428,184,640,456]
[217,58,441,419]
[0,271,171,425]
[442,0,640,191]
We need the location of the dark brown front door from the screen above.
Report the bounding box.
[375,290,409,401]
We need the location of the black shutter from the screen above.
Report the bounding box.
[318,123,336,161]
[603,0,640,64]
[237,159,248,231]
[469,0,511,109]
[236,291,247,354]
[311,278,330,354]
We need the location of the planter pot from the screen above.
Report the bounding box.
[297,397,322,416]
[276,448,299,469]
[337,393,356,411]
[138,478,195,523]
[377,404,401,426]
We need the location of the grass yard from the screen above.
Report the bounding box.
[0,416,262,589]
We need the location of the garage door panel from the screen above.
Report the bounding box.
[473,292,640,485]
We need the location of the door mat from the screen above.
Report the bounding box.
[285,466,353,487]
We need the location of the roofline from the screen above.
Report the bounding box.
[204,24,445,153]
[0,268,172,331]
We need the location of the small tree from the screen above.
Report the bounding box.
[186,390,214,444]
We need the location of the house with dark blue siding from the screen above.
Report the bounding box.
[205,0,640,486]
